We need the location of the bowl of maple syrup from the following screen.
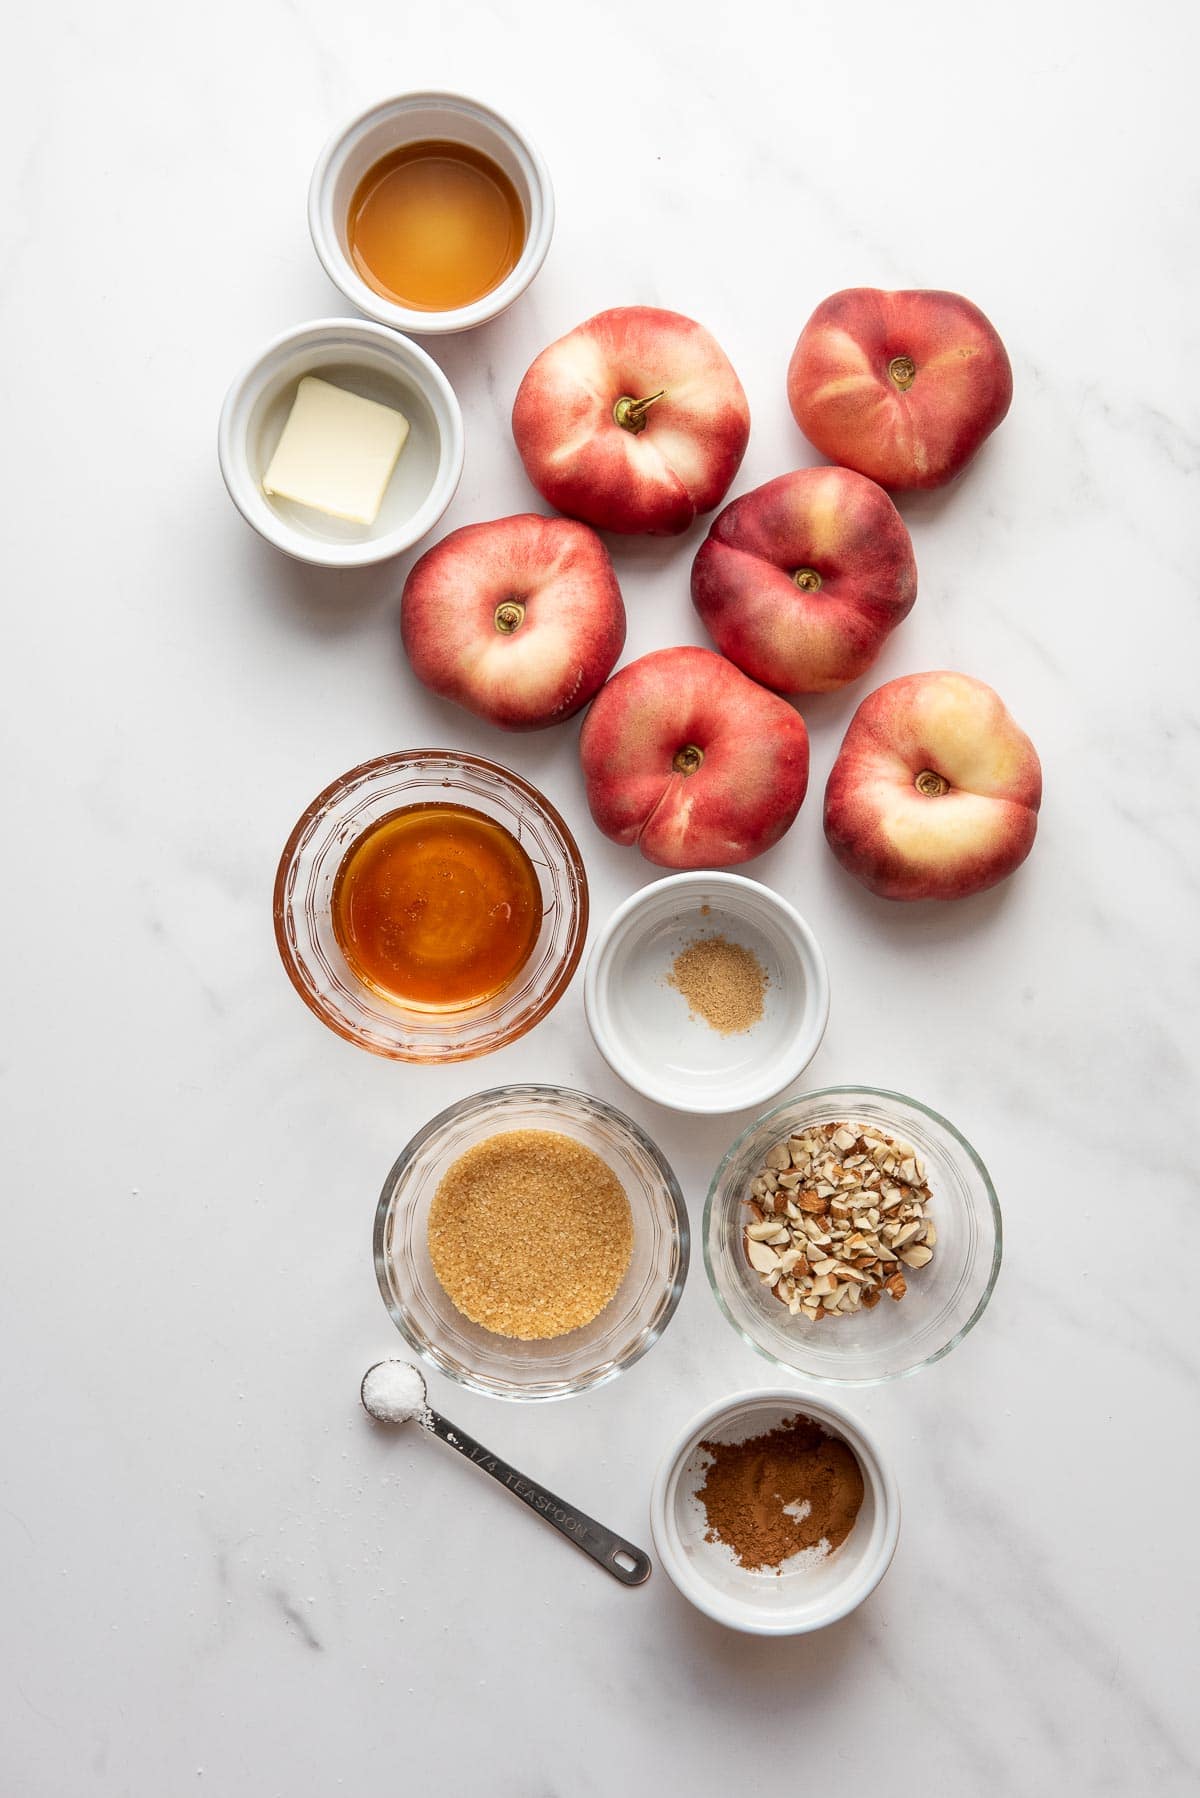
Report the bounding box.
[309,92,555,335]
[273,750,587,1061]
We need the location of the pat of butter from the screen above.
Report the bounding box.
[262,376,410,525]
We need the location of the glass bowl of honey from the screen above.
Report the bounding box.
[374,1084,689,1400]
[309,92,554,335]
[274,750,587,1061]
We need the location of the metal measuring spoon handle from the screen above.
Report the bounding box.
[423,1407,651,1586]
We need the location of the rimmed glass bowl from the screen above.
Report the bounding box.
[273,749,587,1062]
[374,1084,689,1400]
[704,1087,1001,1384]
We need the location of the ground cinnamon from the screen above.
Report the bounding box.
[695,1415,864,1572]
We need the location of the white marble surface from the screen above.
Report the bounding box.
[3,1,1198,1791]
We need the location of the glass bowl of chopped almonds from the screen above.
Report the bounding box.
[374,1084,689,1400]
[704,1088,1001,1384]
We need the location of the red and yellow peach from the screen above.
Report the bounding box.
[823,671,1042,900]
[787,288,1012,490]
[691,465,917,694]
[579,646,809,868]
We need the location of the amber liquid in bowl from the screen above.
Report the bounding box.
[331,802,542,1011]
[347,140,526,312]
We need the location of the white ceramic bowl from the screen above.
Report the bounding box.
[584,872,830,1114]
[650,1388,900,1634]
[308,91,555,335]
[218,318,464,567]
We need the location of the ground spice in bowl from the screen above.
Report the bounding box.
[666,933,769,1035]
[695,1414,864,1572]
[426,1128,633,1340]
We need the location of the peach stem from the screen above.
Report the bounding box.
[793,567,822,592]
[613,390,666,434]
[673,745,704,775]
[494,601,526,634]
[888,355,916,391]
[915,769,950,797]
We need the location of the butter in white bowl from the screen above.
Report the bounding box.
[262,375,410,525]
[218,318,464,568]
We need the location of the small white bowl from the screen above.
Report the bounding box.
[308,91,555,335]
[218,318,464,567]
[584,872,830,1115]
[650,1388,900,1634]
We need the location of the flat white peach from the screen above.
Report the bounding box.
[401,513,625,731]
[824,671,1041,900]
[512,307,750,535]
[788,288,1012,490]
[579,646,809,868]
[691,466,917,693]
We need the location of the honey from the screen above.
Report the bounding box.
[347,140,525,313]
[331,803,542,1011]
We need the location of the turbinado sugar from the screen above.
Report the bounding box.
[666,933,768,1035]
[427,1129,632,1341]
[695,1415,864,1572]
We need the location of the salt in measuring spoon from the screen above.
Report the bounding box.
[360,1360,652,1586]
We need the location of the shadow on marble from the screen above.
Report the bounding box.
[781,688,860,741]
[242,533,407,637]
[651,1570,876,1688]
[422,304,532,411]
[569,1030,778,1181]
[889,433,1003,532]
[595,515,712,579]
[822,854,1020,949]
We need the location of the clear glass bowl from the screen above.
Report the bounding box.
[704,1087,1002,1384]
[374,1084,689,1400]
[273,749,587,1062]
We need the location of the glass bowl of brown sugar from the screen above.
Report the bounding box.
[374,1084,689,1400]
[705,1087,1002,1384]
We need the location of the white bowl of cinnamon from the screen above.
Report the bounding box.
[650,1388,900,1634]
[583,872,830,1114]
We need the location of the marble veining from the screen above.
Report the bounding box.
[2,0,1198,1793]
